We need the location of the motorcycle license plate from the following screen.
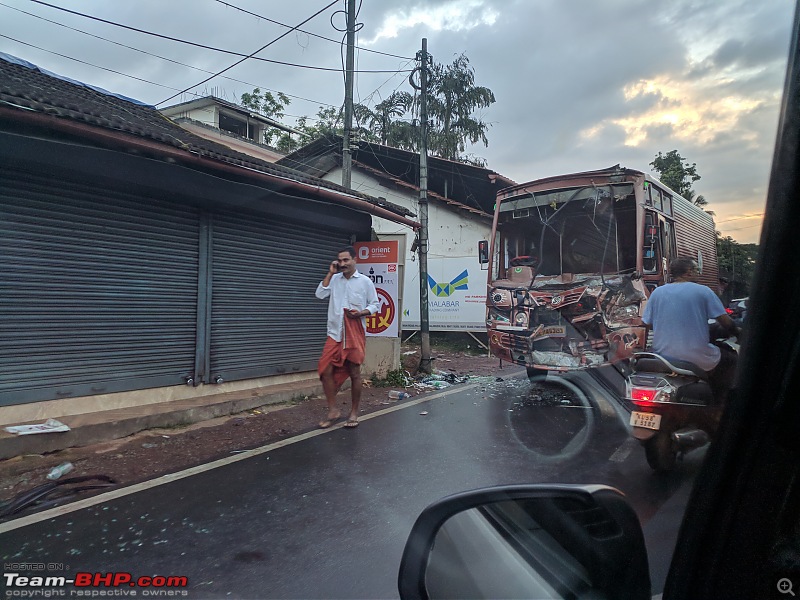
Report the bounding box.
[630,411,662,430]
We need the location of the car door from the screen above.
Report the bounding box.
[663,4,800,599]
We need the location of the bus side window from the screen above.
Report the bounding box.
[643,213,659,273]
[662,194,673,215]
[662,219,676,263]
[652,187,664,212]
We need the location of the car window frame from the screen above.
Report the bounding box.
[664,3,800,598]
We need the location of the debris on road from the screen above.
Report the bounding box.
[0,475,117,520]
[4,419,71,435]
[46,462,74,480]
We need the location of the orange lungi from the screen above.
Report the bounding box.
[317,310,367,389]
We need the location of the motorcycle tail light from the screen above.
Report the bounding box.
[631,386,658,405]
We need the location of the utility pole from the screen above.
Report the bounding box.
[417,38,432,373]
[341,0,356,189]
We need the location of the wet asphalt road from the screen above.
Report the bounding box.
[0,373,705,599]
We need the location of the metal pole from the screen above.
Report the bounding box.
[418,38,432,373]
[342,0,356,189]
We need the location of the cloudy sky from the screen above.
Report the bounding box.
[1,0,795,243]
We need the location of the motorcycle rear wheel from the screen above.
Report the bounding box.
[645,431,677,472]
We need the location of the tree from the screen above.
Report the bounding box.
[716,236,758,300]
[239,88,291,146]
[238,52,496,165]
[650,150,707,207]
[424,53,496,161]
[303,53,495,164]
[357,91,415,147]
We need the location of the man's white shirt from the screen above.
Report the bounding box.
[315,270,379,342]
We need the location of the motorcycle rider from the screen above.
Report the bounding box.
[642,257,738,404]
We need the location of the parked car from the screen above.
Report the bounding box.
[726,297,749,326]
[399,5,800,598]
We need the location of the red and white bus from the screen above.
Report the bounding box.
[480,165,719,375]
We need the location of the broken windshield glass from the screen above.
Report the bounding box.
[497,185,637,278]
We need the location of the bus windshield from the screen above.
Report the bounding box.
[495,184,637,279]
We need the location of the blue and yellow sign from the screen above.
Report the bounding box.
[427,270,469,297]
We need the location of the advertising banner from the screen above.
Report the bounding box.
[403,257,487,331]
[354,241,400,337]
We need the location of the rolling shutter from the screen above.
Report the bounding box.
[0,172,199,406]
[209,209,349,382]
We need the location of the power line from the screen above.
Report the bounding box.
[213,0,411,61]
[158,1,340,106]
[0,32,350,117]
[359,60,415,109]
[0,1,337,108]
[26,0,411,74]
[716,213,764,224]
[720,223,763,233]
[0,33,184,95]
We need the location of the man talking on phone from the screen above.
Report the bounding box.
[315,246,379,429]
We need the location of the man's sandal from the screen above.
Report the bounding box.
[318,415,342,429]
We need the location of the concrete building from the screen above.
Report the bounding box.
[160,96,298,163]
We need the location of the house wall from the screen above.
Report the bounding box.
[322,168,492,333]
[165,105,218,128]
[174,121,284,163]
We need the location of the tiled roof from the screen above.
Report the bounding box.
[0,53,414,218]
[353,160,489,218]
[279,135,516,215]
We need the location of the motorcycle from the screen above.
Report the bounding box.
[625,334,738,472]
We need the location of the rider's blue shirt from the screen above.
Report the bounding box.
[642,281,727,371]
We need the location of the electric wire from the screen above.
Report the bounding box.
[158,1,339,106]
[0,1,337,108]
[25,0,411,74]
[0,33,185,95]
[720,223,762,233]
[716,213,764,223]
[0,33,347,116]
[8,1,425,154]
[213,0,410,60]
[0,32,353,117]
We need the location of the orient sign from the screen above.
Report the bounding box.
[354,241,399,337]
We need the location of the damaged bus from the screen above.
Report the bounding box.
[481,165,719,375]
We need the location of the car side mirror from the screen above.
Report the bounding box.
[398,484,650,600]
[478,240,489,264]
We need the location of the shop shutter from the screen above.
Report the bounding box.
[209,209,350,382]
[0,173,199,406]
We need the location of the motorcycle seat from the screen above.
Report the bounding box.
[634,354,710,381]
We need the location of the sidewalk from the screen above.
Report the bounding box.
[0,378,325,461]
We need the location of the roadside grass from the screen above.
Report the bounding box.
[401,331,489,356]
[370,369,408,388]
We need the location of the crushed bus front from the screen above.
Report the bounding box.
[485,166,650,371]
